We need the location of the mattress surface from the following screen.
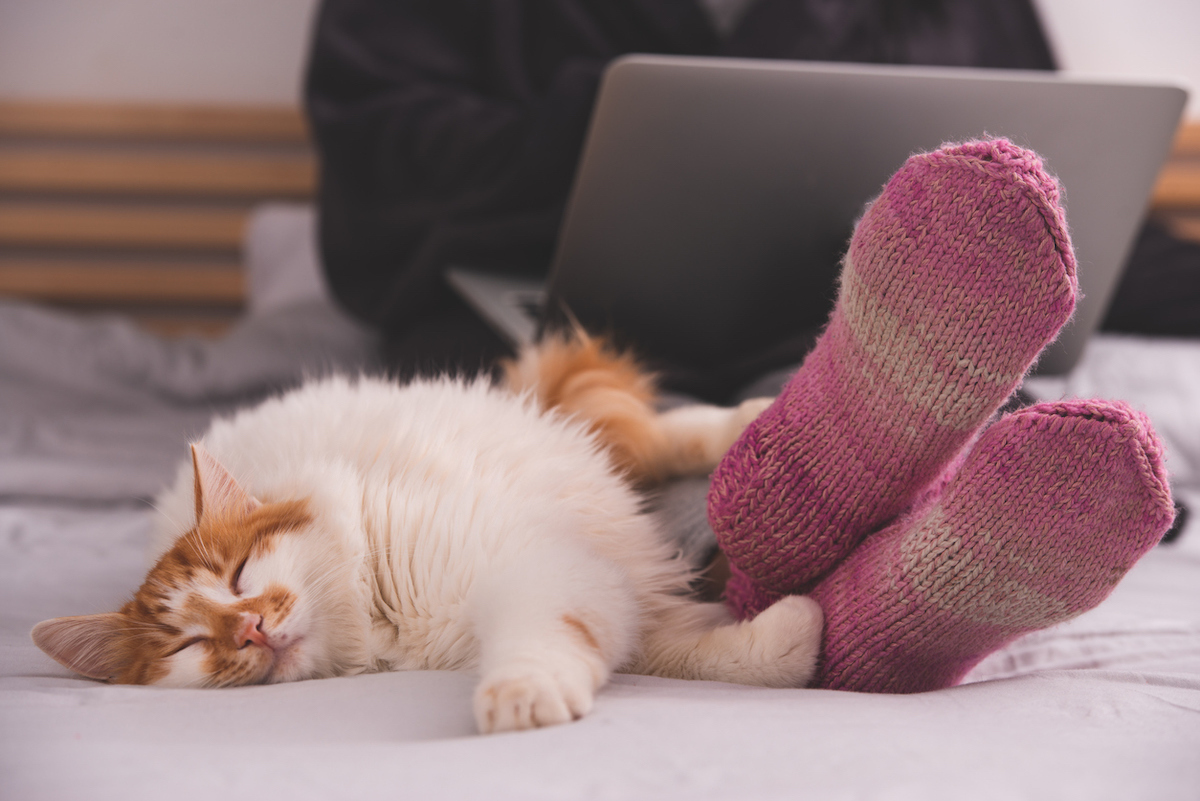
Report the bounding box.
[2,259,1199,799]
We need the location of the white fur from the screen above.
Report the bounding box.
[158,642,211,688]
[152,375,821,732]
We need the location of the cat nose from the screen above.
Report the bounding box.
[234,612,269,650]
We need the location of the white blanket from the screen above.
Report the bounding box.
[2,206,1198,800]
[2,502,1197,800]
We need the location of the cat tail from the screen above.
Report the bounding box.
[500,328,672,484]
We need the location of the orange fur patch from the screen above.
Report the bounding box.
[562,614,601,654]
[502,330,671,484]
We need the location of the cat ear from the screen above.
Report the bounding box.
[191,443,261,523]
[31,614,128,681]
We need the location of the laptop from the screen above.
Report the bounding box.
[448,55,1187,377]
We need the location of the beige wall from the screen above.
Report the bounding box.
[0,0,320,105]
[0,0,1196,116]
[1037,0,1200,118]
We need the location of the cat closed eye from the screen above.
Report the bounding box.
[167,637,209,657]
[231,557,249,595]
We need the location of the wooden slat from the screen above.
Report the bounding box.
[0,102,309,336]
[0,204,246,250]
[0,259,244,305]
[1172,121,1200,158]
[0,101,308,143]
[134,315,237,338]
[1151,164,1200,210]
[0,151,315,198]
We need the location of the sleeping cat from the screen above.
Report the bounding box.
[32,333,821,733]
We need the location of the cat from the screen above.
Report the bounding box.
[32,332,822,733]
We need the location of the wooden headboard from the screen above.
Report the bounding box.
[1156,122,1200,243]
[0,101,314,336]
[0,100,1197,337]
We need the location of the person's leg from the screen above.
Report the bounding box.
[708,140,1078,616]
[809,399,1174,693]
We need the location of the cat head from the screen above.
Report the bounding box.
[32,445,346,687]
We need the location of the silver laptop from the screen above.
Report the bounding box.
[450,55,1187,376]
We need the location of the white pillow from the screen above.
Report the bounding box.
[244,203,329,316]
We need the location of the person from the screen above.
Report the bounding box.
[304,2,1182,692]
[305,0,1200,392]
[306,0,1060,388]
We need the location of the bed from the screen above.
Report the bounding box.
[1,106,1199,800]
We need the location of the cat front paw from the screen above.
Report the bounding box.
[474,661,596,734]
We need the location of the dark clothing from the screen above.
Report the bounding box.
[305,1,1053,350]
[305,0,1195,392]
[1104,221,1200,338]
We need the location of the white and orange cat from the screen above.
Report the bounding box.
[32,333,821,733]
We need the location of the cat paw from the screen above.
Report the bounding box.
[474,662,596,734]
[733,397,774,429]
[728,397,773,440]
[746,595,824,688]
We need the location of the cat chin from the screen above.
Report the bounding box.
[262,643,307,683]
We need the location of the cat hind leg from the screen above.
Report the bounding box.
[629,594,822,688]
[650,398,774,478]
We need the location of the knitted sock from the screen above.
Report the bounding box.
[708,139,1078,614]
[811,399,1174,693]
[720,452,969,621]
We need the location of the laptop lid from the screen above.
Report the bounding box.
[544,55,1187,376]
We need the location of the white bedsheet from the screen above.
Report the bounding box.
[2,206,1199,800]
[2,501,1197,800]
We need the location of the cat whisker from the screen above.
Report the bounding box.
[147,498,187,534]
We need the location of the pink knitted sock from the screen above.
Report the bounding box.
[811,399,1175,693]
[709,139,1078,614]
[721,452,969,621]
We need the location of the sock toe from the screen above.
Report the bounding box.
[811,398,1175,693]
[1009,400,1175,540]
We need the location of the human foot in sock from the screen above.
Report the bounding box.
[708,139,1079,610]
[810,399,1175,693]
